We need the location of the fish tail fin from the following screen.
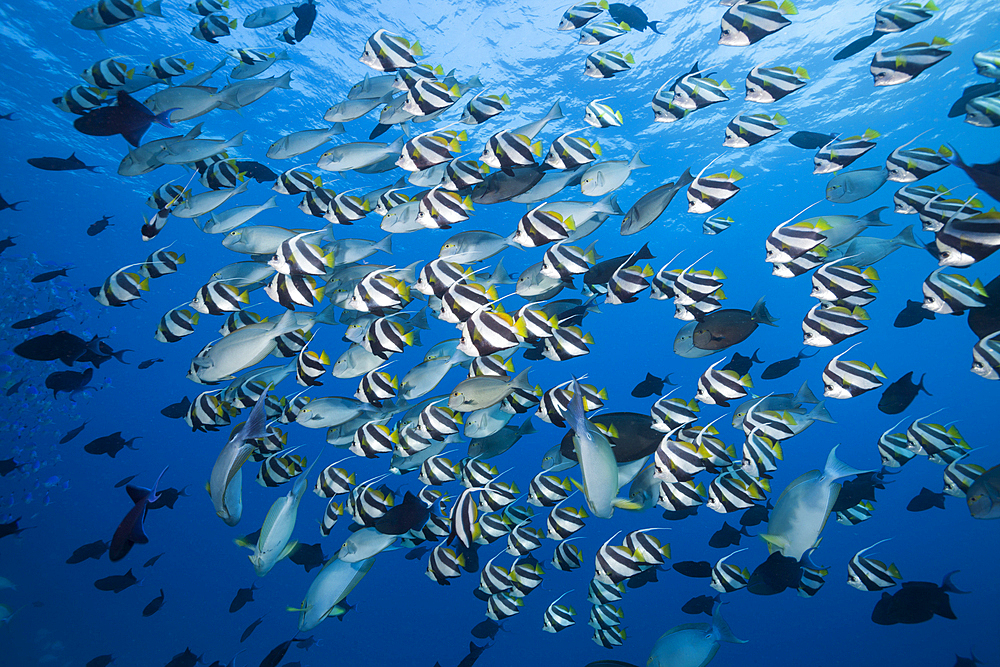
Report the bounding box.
[823,445,871,481]
[712,602,748,643]
[153,108,177,129]
[941,570,969,594]
[750,297,778,326]
[611,497,643,511]
[145,0,163,17]
[649,20,664,34]
[544,100,563,122]
[628,151,649,171]
[808,400,836,424]
[794,381,819,405]
[862,206,891,227]
[894,225,923,249]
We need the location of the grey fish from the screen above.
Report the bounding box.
[620,168,695,235]
[826,166,889,203]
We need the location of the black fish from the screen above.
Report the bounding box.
[709,522,750,548]
[471,166,546,204]
[662,506,698,521]
[144,552,165,568]
[110,468,167,561]
[67,539,109,564]
[147,486,190,510]
[0,235,16,255]
[788,131,838,150]
[292,0,317,41]
[607,3,662,32]
[87,215,113,236]
[138,358,164,369]
[691,300,778,351]
[115,474,139,489]
[142,589,165,617]
[259,639,296,667]
[81,339,131,366]
[94,569,140,593]
[229,582,259,613]
[722,350,763,376]
[234,161,277,183]
[295,636,318,650]
[4,379,24,396]
[0,192,26,211]
[943,146,1000,204]
[833,32,885,61]
[878,371,931,414]
[907,487,946,512]
[471,618,502,640]
[968,274,1000,339]
[28,152,99,172]
[455,541,481,573]
[626,564,662,588]
[59,421,89,444]
[0,112,13,120]
[86,656,114,667]
[457,641,491,667]
[45,367,94,398]
[12,309,66,330]
[953,651,983,667]
[872,571,967,625]
[32,267,69,283]
[288,542,326,572]
[631,372,675,398]
[948,82,1000,118]
[404,546,430,561]
[374,491,429,534]
[84,432,140,458]
[241,615,266,642]
[161,397,192,419]
[0,517,27,540]
[15,331,97,365]
[894,299,936,328]
[760,348,817,380]
[559,412,660,463]
[833,470,893,512]
[584,243,655,290]
[740,500,772,527]
[0,457,21,476]
[164,648,201,667]
[681,594,719,615]
[747,552,802,595]
[73,91,173,147]
[673,560,713,578]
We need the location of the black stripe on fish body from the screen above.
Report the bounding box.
[921,199,982,231]
[486,591,521,619]
[463,311,521,356]
[625,531,668,565]
[299,189,334,217]
[936,218,1000,263]
[443,160,485,190]
[655,441,706,482]
[96,0,138,25]
[722,2,792,41]
[449,490,479,548]
[358,371,396,404]
[547,506,586,539]
[296,350,327,386]
[593,627,626,648]
[327,195,368,224]
[871,45,951,85]
[418,406,461,440]
[893,184,942,214]
[875,3,934,32]
[687,178,740,213]
[552,542,583,570]
[156,309,197,342]
[277,170,317,195]
[529,474,570,506]
[321,500,342,536]
[711,562,748,592]
[596,545,641,583]
[589,604,623,630]
[798,567,826,597]
[479,561,512,594]
[503,387,541,414]
[416,259,468,297]
[407,80,457,114]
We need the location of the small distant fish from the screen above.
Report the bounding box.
[745,65,809,103]
[631,372,675,398]
[142,589,165,617]
[906,487,946,512]
[875,1,939,33]
[723,113,787,148]
[94,569,140,593]
[703,215,733,235]
[894,299,936,328]
[878,371,930,414]
[0,193,26,212]
[673,560,713,578]
[761,349,817,380]
[28,153,99,172]
[583,50,635,79]
[558,1,606,31]
[681,594,719,615]
[709,522,750,548]
[229,583,259,613]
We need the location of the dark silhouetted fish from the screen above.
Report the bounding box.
[14,331,98,365]
[0,457,21,476]
[627,564,663,588]
[0,517,27,540]
[834,32,885,61]
[681,594,719,615]
[740,500,772,527]
[295,636,318,650]
[662,506,698,521]
[673,560,713,578]
[631,372,675,398]
[948,82,1000,118]
[28,153,99,171]
[241,615,266,642]
[5,380,24,396]
[86,655,114,667]
[471,618,502,640]
[953,651,983,667]
[87,215,113,236]
[943,146,1000,203]
[164,647,201,667]
[138,358,164,369]
[161,397,192,419]
[12,309,65,329]
[143,589,165,616]
[833,470,894,512]
[607,3,662,32]
[259,638,296,667]
[31,267,69,283]
[292,0,317,40]
[878,371,930,414]
[67,539,109,564]
[968,275,1000,339]
[691,299,777,351]
[788,131,838,150]
[148,486,190,510]
[109,467,168,561]
[761,348,818,379]
[894,299,936,328]
[457,641,491,667]
[115,474,139,489]
[0,192,26,211]
[234,161,278,183]
[907,487,946,512]
[73,91,173,147]
[144,552,165,568]
[0,236,16,255]
[872,571,967,625]
[748,551,802,595]
[229,582,259,613]
[709,522,750,548]
[288,542,326,572]
[45,367,94,398]
[59,421,89,444]
[84,432,140,458]
[94,569,140,593]
[722,350,763,376]
[404,546,430,561]
[374,490,429,534]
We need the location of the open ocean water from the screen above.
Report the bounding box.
[0,1,999,666]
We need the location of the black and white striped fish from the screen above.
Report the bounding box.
[673,259,726,305]
[822,344,886,399]
[541,242,598,280]
[594,533,642,584]
[326,193,371,225]
[580,20,630,45]
[836,500,875,526]
[356,368,398,405]
[906,417,966,458]
[414,259,473,298]
[146,56,193,81]
[650,82,690,123]
[457,307,525,357]
[461,458,498,487]
[270,231,333,276]
[507,523,545,557]
[257,452,305,487]
[95,267,148,307]
[81,58,132,89]
[542,593,576,632]
[584,98,624,128]
[320,499,343,536]
[695,359,752,407]
[265,273,325,309]
[583,50,635,79]
[935,210,1000,267]
[419,454,460,485]
[426,545,465,585]
[186,390,229,432]
[719,0,797,46]
[295,345,328,386]
[299,188,335,218]
[606,263,653,305]
[543,132,602,170]
[347,269,411,315]
[273,329,311,358]
[672,72,734,110]
[687,161,743,214]
[416,187,474,229]
[893,183,948,215]
[191,13,236,44]
[711,549,750,592]
[811,258,879,301]
[624,529,670,566]
[542,326,594,361]
[314,461,355,498]
[529,471,572,507]
[588,603,624,630]
[745,64,808,103]
[871,38,952,87]
[972,331,1000,380]
[877,426,916,468]
[155,306,199,342]
[476,513,513,545]
[552,539,584,571]
[707,471,764,513]
[360,29,423,72]
[886,143,951,183]
[813,131,880,174]
[273,168,320,195]
[546,500,588,540]
[478,553,512,594]
[965,94,1000,128]
[141,248,185,279]
[922,268,989,314]
[650,392,700,432]
[723,113,787,148]
[875,1,939,33]
[397,128,465,172]
[592,626,626,648]
[349,421,398,459]
[486,591,522,620]
[461,92,510,125]
[702,215,733,236]
[943,458,986,497]
[512,206,575,247]
[200,160,244,190]
[363,317,418,359]
[441,157,488,191]
[742,430,783,477]
[53,85,106,115]
[448,486,481,548]
[802,304,869,347]
[558,1,604,30]
[657,479,705,512]
[481,131,542,173]
[847,539,901,591]
[798,552,828,598]
[418,404,463,440]
[510,560,545,596]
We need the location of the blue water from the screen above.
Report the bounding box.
[1,1,999,666]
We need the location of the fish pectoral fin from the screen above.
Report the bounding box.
[758,533,788,552]
[278,540,299,561]
[611,497,643,511]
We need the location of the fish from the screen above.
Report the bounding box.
[847,539,901,591]
[878,371,930,414]
[709,522,750,548]
[94,569,140,593]
[907,487,946,512]
[723,113,787,148]
[967,464,1000,519]
[941,146,1000,204]
[558,1,605,30]
[620,169,694,235]
[871,38,952,86]
[719,0,797,46]
[872,571,968,624]
[28,153,99,172]
[73,91,173,147]
[66,540,109,564]
[745,65,809,103]
[142,589,165,617]
[12,309,66,330]
[631,373,675,398]
[109,467,168,561]
[229,582,259,613]
[761,349,818,379]
[826,166,889,203]
[689,298,777,352]
[648,602,746,667]
[821,344,886,399]
[895,299,936,328]
[583,50,635,78]
[747,551,803,595]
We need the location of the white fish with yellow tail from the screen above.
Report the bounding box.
[760,446,871,560]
